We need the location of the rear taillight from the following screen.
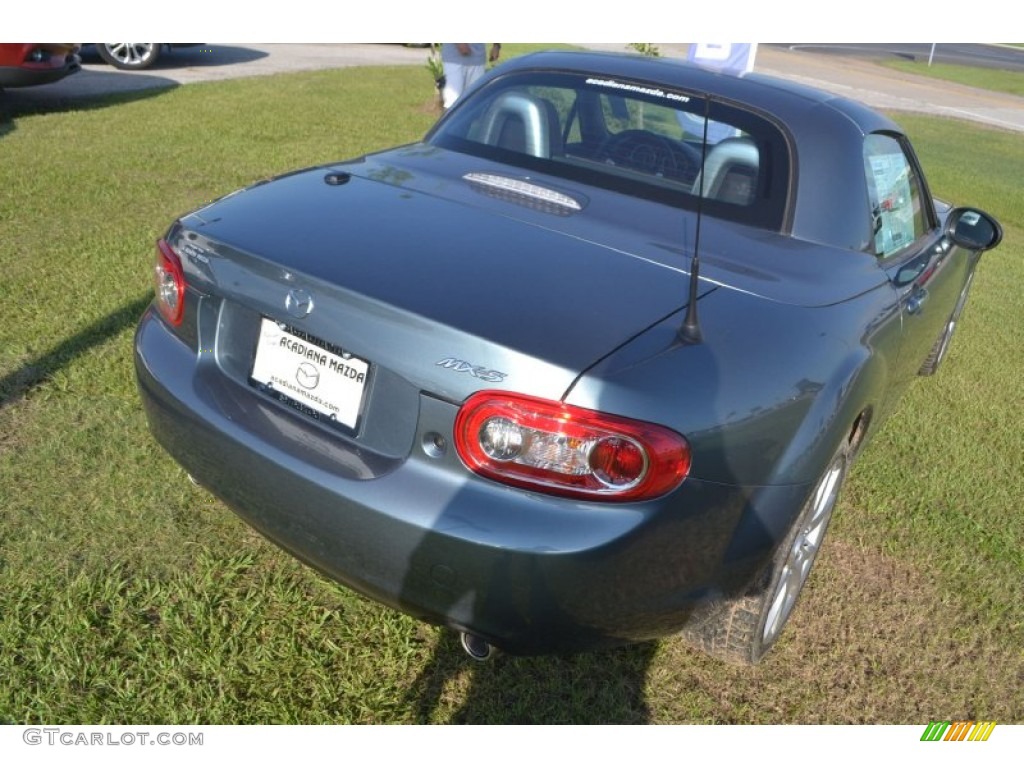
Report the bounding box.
[154,238,185,327]
[454,392,690,502]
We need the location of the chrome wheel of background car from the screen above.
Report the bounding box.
[96,43,161,70]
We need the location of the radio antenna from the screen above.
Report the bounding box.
[679,93,711,345]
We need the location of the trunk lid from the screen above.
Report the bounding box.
[178,163,702,402]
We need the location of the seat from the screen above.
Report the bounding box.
[475,92,563,159]
[693,136,759,204]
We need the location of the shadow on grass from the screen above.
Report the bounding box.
[0,43,272,135]
[0,81,179,127]
[406,631,658,723]
[1,83,180,147]
[0,294,151,409]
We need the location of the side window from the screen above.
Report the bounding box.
[863,133,931,258]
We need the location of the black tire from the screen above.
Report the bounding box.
[682,442,849,664]
[96,43,162,70]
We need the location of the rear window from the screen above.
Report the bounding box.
[429,70,791,230]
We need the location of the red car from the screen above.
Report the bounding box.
[0,43,80,89]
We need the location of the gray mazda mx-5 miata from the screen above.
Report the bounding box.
[134,50,1002,663]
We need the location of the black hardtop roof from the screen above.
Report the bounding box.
[477,49,906,252]
[498,49,901,138]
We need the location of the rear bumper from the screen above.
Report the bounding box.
[135,308,808,653]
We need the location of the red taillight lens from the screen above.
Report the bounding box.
[154,238,186,327]
[454,392,690,502]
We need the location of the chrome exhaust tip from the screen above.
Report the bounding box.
[459,631,496,662]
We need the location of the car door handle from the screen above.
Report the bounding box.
[906,287,928,315]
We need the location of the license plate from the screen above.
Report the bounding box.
[250,318,369,430]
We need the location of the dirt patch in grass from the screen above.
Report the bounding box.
[416,100,444,119]
[649,538,1023,723]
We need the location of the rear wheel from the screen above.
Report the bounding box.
[683,442,849,664]
[96,43,162,70]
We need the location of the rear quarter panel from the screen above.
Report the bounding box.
[566,279,903,490]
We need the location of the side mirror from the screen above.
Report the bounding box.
[946,207,1003,252]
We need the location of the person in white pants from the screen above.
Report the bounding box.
[441,43,501,109]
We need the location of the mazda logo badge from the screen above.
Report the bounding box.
[296,362,320,389]
[285,289,314,318]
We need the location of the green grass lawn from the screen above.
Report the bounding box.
[883,58,1024,97]
[1,61,1022,724]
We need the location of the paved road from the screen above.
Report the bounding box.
[775,43,1024,72]
[2,44,427,103]
[594,43,1024,133]
[4,43,1023,133]
[756,44,1024,133]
